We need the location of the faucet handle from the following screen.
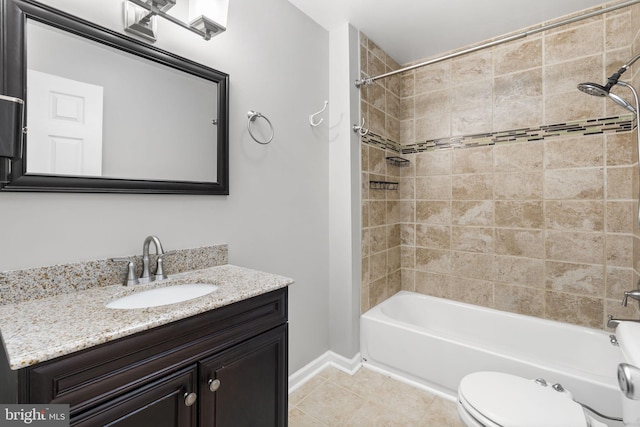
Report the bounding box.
[155,250,177,280]
[111,257,138,286]
[622,290,640,306]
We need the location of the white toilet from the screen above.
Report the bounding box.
[457,371,607,427]
[457,320,640,427]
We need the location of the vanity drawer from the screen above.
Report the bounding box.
[22,288,287,416]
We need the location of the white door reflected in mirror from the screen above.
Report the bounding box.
[27,69,104,176]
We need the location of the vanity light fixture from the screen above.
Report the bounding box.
[124,0,227,42]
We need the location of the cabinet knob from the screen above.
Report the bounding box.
[184,392,197,406]
[208,378,221,392]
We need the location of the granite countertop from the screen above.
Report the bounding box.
[0,264,294,370]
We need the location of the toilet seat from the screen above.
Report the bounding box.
[457,372,595,427]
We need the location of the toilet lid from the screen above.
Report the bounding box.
[458,372,588,427]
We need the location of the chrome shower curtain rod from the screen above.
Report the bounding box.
[355,0,640,88]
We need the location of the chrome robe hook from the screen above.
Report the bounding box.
[352,118,369,136]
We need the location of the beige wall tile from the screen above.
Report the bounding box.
[415,62,450,93]
[606,234,634,267]
[495,201,544,229]
[494,69,542,102]
[545,200,604,231]
[607,133,636,167]
[607,201,634,233]
[401,246,416,269]
[607,166,635,200]
[494,172,543,200]
[494,97,543,130]
[415,248,451,274]
[544,168,604,200]
[369,201,387,227]
[494,141,543,172]
[415,150,452,176]
[544,55,603,97]
[370,251,388,281]
[494,283,545,317]
[452,200,494,226]
[416,176,451,200]
[544,290,603,328]
[414,271,450,298]
[415,89,450,119]
[452,174,493,200]
[416,200,451,224]
[606,266,634,299]
[399,200,415,223]
[415,114,450,141]
[545,261,604,297]
[369,226,387,254]
[606,12,633,51]
[451,107,494,136]
[401,223,415,246]
[494,38,542,76]
[495,228,544,258]
[449,278,493,307]
[451,226,494,253]
[493,255,544,287]
[545,230,604,264]
[545,21,604,65]
[451,251,494,281]
[401,267,416,291]
[451,51,493,85]
[416,224,451,249]
[544,135,604,169]
[545,91,604,123]
[452,146,493,174]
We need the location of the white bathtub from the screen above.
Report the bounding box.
[361,291,623,421]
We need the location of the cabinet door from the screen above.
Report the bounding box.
[73,366,198,427]
[199,325,287,427]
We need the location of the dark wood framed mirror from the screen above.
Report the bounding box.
[0,0,229,194]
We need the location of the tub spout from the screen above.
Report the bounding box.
[608,315,640,329]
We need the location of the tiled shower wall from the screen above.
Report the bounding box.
[360,0,640,329]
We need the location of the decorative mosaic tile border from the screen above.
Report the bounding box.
[362,115,636,154]
[0,244,228,305]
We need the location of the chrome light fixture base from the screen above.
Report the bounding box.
[124,1,158,42]
[189,16,226,41]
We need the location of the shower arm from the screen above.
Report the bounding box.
[606,53,640,90]
[615,81,640,228]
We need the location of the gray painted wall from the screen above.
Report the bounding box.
[0,0,331,374]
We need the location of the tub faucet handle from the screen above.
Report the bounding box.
[622,289,640,306]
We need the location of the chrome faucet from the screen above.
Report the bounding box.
[111,235,175,286]
[140,235,164,284]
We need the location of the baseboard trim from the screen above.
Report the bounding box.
[288,351,362,394]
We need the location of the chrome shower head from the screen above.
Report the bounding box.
[577,81,637,114]
[577,82,610,97]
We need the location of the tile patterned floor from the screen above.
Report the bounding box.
[288,366,465,426]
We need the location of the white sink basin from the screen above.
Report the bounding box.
[106,283,219,309]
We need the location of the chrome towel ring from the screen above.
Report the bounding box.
[247,110,274,145]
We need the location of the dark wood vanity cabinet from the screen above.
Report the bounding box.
[8,288,288,427]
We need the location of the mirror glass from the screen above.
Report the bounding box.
[26,20,218,182]
[0,0,229,194]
